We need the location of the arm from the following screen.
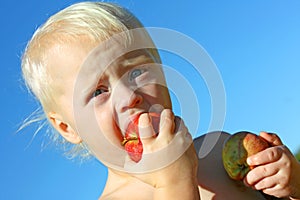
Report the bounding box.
[152,145,200,200]
[244,132,300,200]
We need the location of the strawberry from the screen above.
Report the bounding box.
[121,112,160,163]
[123,138,143,163]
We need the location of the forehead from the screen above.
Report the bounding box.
[79,29,158,78]
[43,36,97,98]
[46,36,97,74]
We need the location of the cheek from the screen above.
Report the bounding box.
[94,109,124,145]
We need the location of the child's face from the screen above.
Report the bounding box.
[47,33,171,166]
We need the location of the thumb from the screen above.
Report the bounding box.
[259,131,283,146]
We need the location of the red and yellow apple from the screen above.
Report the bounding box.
[222,131,270,180]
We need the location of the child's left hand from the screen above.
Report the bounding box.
[244,132,300,199]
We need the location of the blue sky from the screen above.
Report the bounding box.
[1,0,300,199]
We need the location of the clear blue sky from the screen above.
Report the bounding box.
[1,0,300,199]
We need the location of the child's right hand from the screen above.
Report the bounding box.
[134,109,200,199]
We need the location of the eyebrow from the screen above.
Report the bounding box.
[120,55,154,69]
[120,49,156,67]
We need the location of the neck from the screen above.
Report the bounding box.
[100,168,153,199]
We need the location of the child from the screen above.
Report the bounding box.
[21,2,300,199]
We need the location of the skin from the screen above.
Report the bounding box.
[244,132,300,200]
[44,34,300,199]
[46,34,199,200]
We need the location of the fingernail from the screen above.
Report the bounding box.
[243,178,250,187]
[139,113,151,127]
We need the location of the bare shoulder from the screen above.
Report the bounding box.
[193,131,230,158]
[193,131,267,200]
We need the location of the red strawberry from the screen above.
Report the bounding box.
[123,138,143,163]
[121,112,160,163]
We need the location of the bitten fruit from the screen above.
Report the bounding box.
[222,131,270,180]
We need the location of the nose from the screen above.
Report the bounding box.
[113,82,143,113]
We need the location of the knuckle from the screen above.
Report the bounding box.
[278,174,290,189]
[261,165,268,175]
[267,148,280,161]
[283,159,292,169]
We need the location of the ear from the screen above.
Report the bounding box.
[48,112,82,144]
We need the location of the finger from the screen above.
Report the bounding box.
[259,131,283,146]
[252,176,277,191]
[247,146,284,166]
[174,116,192,140]
[149,112,160,134]
[156,109,175,142]
[261,184,290,198]
[244,162,279,186]
[139,113,156,140]
[255,171,290,193]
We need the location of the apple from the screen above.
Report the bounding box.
[222,131,269,180]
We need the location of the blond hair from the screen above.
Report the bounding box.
[21,1,159,159]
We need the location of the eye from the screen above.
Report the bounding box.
[92,87,108,98]
[129,68,144,81]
